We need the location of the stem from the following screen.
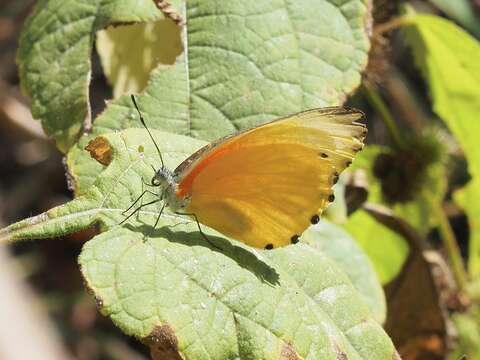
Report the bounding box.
[426,193,468,290]
[373,17,409,36]
[362,83,407,151]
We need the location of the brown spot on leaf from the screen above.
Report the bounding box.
[143,324,182,360]
[334,342,348,360]
[85,137,112,166]
[153,0,185,26]
[280,343,300,360]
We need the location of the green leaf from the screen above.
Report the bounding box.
[402,14,480,274]
[80,227,395,359]
[17,0,162,152]
[18,0,371,154]
[430,0,480,38]
[2,129,397,358]
[303,221,387,324]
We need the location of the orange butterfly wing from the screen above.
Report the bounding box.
[174,108,366,249]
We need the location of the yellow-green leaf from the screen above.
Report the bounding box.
[402,14,480,274]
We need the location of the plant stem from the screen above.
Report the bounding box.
[362,83,407,151]
[426,193,468,290]
[373,4,418,37]
[374,17,408,36]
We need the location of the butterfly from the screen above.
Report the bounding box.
[123,95,366,250]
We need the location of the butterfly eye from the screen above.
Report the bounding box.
[151,176,161,186]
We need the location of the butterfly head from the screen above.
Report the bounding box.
[152,166,176,190]
[152,166,189,212]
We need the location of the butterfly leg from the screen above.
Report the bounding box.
[152,203,166,230]
[122,189,158,215]
[120,198,160,225]
[141,202,167,241]
[175,211,222,250]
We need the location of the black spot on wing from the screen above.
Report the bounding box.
[291,235,300,244]
[310,214,320,224]
[265,243,274,250]
[332,172,340,185]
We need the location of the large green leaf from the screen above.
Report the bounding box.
[81,228,394,359]
[18,0,371,153]
[2,129,396,358]
[303,221,387,324]
[402,14,480,275]
[17,0,162,152]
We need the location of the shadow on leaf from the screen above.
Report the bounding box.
[122,222,280,285]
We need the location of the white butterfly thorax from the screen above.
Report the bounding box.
[154,167,191,212]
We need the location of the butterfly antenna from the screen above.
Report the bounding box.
[130,95,165,168]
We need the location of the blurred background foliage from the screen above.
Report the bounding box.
[0,0,480,359]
